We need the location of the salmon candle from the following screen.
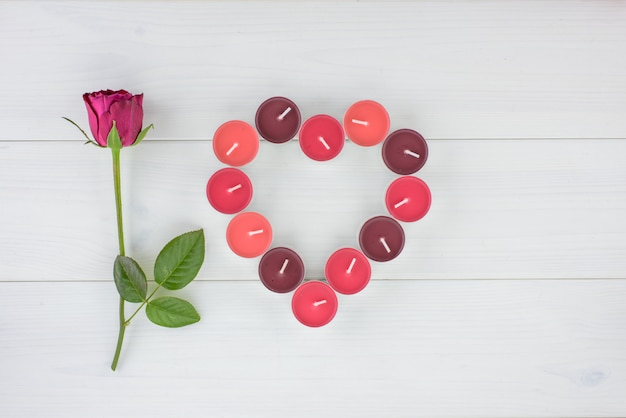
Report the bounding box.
[343,100,390,146]
[226,212,273,258]
[213,120,259,166]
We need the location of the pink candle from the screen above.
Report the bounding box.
[325,248,371,295]
[343,100,390,146]
[359,216,405,262]
[385,176,431,222]
[226,212,273,258]
[298,114,345,161]
[292,281,338,327]
[213,120,259,166]
[382,129,428,175]
[206,168,253,214]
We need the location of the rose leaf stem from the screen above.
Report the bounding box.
[110,147,126,371]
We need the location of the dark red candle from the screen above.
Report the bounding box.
[292,281,338,327]
[325,248,371,295]
[258,247,305,293]
[385,176,431,222]
[206,168,253,214]
[358,216,405,262]
[213,120,260,167]
[255,97,301,143]
[382,129,428,175]
[298,114,345,161]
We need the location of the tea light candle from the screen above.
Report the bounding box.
[358,216,405,262]
[258,247,305,293]
[255,97,302,143]
[298,114,345,161]
[325,248,371,295]
[382,129,429,175]
[292,281,338,327]
[226,212,273,258]
[206,168,253,214]
[343,100,390,146]
[213,120,259,166]
[385,176,431,222]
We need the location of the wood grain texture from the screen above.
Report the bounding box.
[1,280,625,418]
[2,139,626,281]
[1,1,625,141]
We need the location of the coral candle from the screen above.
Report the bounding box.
[343,100,390,146]
[382,129,428,174]
[258,247,305,293]
[206,168,253,214]
[255,97,302,143]
[299,114,345,161]
[226,212,273,258]
[359,216,405,262]
[385,176,431,222]
[292,281,338,327]
[325,248,371,295]
[213,120,260,166]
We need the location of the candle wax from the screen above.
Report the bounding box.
[299,114,345,161]
[292,281,338,327]
[343,100,390,147]
[255,97,302,143]
[382,129,428,175]
[213,120,259,166]
[325,248,371,295]
[385,176,431,222]
[206,168,253,214]
[359,216,405,262]
[258,247,305,293]
[226,212,273,258]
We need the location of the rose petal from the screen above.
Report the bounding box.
[97,111,113,146]
[83,93,101,144]
[110,99,143,146]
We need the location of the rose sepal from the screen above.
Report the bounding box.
[131,124,154,147]
[107,122,123,151]
[62,116,101,147]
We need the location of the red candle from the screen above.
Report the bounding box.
[258,247,305,293]
[343,100,390,147]
[298,114,345,161]
[206,168,253,214]
[325,248,371,295]
[358,216,405,262]
[213,120,259,166]
[385,176,431,222]
[255,97,302,143]
[292,281,338,327]
[226,212,273,258]
[382,129,428,175]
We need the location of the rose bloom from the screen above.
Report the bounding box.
[83,89,144,147]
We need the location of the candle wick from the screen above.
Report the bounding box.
[346,257,356,274]
[277,107,292,121]
[380,237,391,253]
[226,142,239,156]
[351,119,368,126]
[318,136,331,150]
[313,299,327,307]
[394,198,409,209]
[248,229,264,236]
[227,184,242,193]
[404,149,420,159]
[279,258,289,274]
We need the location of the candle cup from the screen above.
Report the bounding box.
[325,248,371,295]
[291,281,338,327]
[382,129,428,175]
[206,168,253,214]
[258,247,305,293]
[299,114,345,161]
[385,176,431,222]
[255,96,302,143]
[358,216,405,262]
[226,212,273,258]
[213,120,260,166]
[343,100,390,147]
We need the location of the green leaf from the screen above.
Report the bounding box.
[146,297,200,328]
[107,121,122,150]
[154,229,205,290]
[131,123,154,147]
[113,255,148,303]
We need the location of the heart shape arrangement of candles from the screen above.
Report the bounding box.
[206,97,431,327]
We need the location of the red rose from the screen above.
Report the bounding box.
[83,89,144,147]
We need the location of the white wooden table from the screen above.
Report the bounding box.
[1,1,625,417]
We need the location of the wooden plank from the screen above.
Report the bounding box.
[1,280,625,417]
[1,1,625,140]
[1,139,626,281]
